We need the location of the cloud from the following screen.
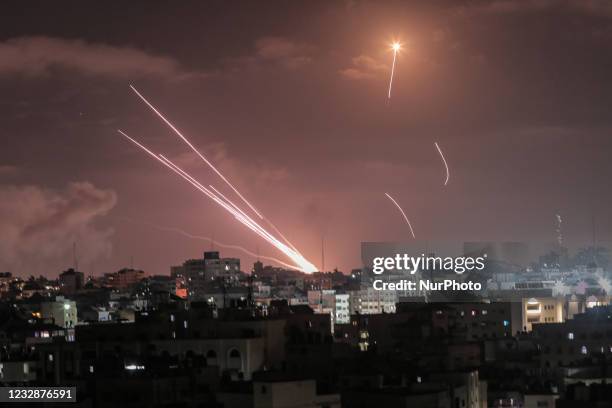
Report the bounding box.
[452,0,612,18]
[339,55,388,80]
[0,182,117,275]
[0,165,19,176]
[0,36,197,79]
[244,36,313,69]
[170,142,290,190]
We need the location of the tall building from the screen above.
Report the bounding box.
[204,251,241,282]
[253,260,264,275]
[115,268,145,289]
[172,252,242,300]
[335,293,350,324]
[59,268,84,295]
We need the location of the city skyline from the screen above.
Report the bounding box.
[3,1,612,276]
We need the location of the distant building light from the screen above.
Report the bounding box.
[63,304,71,310]
[568,332,574,340]
[581,346,588,355]
[124,364,145,371]
[503,320,510,327]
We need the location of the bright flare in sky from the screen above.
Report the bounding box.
[387,42,402,99]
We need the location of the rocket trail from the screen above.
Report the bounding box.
[128,85,297,252]
[120,217,301,270]
[387,42,401,99]
[434,142,450,186]
[208,183,299,253]
[160,154,317,272]
[385,192,416,238]
[265,218,300,253]
[118,129,318,273]
[129,84,264,219]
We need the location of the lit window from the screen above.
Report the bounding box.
[568,332,574,340]
[581,346,588,355]
[170,314,175,322]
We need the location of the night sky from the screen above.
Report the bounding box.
[2,0,612,276]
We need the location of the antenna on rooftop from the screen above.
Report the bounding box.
[73,242,79,271]
[321,235,325,273]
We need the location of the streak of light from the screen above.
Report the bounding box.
[387,42,401,99]
[209,183,299,253]
[158,153,317,272]
[265,218,300,253]
[118,129,318,273]
[120,217,301,270]
[434,142,450,186]
[129,85,297,251]
[129,84,264,219]
[385,192,416,238]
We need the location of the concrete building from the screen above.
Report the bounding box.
[522,297,564,331]
[335,293,350,324]
[349,287,397,314]
[155,337,265,380]
[253,377,340,408]
[533,305,612,369]
[524,393,559,408]
[59,268,84,295]
[41,296,77,329]
[204,251,241,282]
[116,268,145,289]
[0,361,37,383]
